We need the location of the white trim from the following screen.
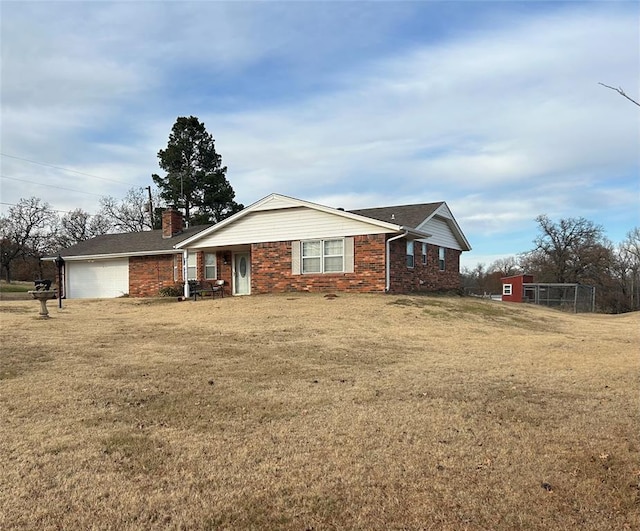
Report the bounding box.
[417,203,472,251]
[204,252,217,280]
[46,249,184,261]
[344,236,354,273]
[176,193,431,249]
[233,252,251,295]
[291,241,301,275]
[406,240,415,269]
[183,250,189,298]
[300,237,347,274]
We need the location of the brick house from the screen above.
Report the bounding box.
[53,193,471,298]
[49,210,207,298]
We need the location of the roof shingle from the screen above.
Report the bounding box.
[58,225,210,257]
[349,202,443,229]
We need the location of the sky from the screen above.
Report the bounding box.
[1,0,638,269]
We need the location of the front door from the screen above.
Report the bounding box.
[233,252,251,295]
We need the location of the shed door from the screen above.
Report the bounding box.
[66,259,129,299]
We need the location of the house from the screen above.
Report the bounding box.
[51,210,208,298]
[53,193,471,299]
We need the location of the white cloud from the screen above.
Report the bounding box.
[207,4,638,223]
[1,0,637,267]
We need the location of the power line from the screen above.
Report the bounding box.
[0,174,104,197]
[0,152,141,187]
[0,201,90,215]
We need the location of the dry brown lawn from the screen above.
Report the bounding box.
[1,294,638,530]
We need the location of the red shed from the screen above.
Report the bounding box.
[501,274,534,302]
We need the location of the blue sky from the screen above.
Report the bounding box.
[1,0,638,269]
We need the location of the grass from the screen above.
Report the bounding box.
[0,294,638,530]
[0,281,40,301]
[0,281,32,293]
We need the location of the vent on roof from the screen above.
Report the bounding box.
[391,214,395,220]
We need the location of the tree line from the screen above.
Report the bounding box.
[1,116,243,283]
[3,116,638,313]
[462,216,640,314]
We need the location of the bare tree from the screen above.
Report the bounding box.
[0,197,57,282]
[598,83,640,107]
[619,227,640,309]
[488,256,521,277]
[57,209,112,248]
[529,215,606,283]
[99,187,156,233]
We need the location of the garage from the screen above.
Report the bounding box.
[66,259,129,299]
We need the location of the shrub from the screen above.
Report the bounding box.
[158,284,183,297]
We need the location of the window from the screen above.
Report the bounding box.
[438,247,445,271]
[406,240,414,268]
[302,239,344,273]
[204,253,217,279]
[173,255,180,281]
[421,243,427,265]
[503,284,513,296]
[187,252,197,280]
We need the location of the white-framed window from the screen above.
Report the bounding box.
[302,239,344,274]
[406,240,414,268]
[204,253,217,279]
[438,247,445,271]
[503,283,513,296]
[173,254,180,281]
[422,243,428,265]
[187,252,197,280]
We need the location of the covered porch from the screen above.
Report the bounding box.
[184,245,251,298]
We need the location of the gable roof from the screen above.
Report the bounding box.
[352,201,471,251]
[55,225,209,260]
[349,202,444,228]
[52,193,470,259]
[176,193,432,248]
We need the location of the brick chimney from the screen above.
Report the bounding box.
[162,208,184,238]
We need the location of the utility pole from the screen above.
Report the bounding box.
[146,186,154,228]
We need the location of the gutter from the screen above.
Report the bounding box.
[42,249,184,262]
[385,230,409,292]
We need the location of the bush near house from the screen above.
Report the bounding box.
[158,283,184,297]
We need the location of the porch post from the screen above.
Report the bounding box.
[183,250,190,298]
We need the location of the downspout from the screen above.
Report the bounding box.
[385,231,409,292]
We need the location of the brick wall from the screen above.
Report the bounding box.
[129,254,181,297]
[251,234,387,294]
[387,240,462,294]
[197,251,233,297]
[128,238,462,297]
[162,209,183,238]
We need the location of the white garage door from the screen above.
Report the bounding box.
[66,259,129,299]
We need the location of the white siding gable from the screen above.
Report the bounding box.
[252,194,299,212]
[420,217,462,250]
[189,207,396,249]
[416,203,470,251]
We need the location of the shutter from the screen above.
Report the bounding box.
[292,240,301,275]
[344,237,354,273]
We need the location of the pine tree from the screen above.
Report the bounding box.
[152,116,243,224]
